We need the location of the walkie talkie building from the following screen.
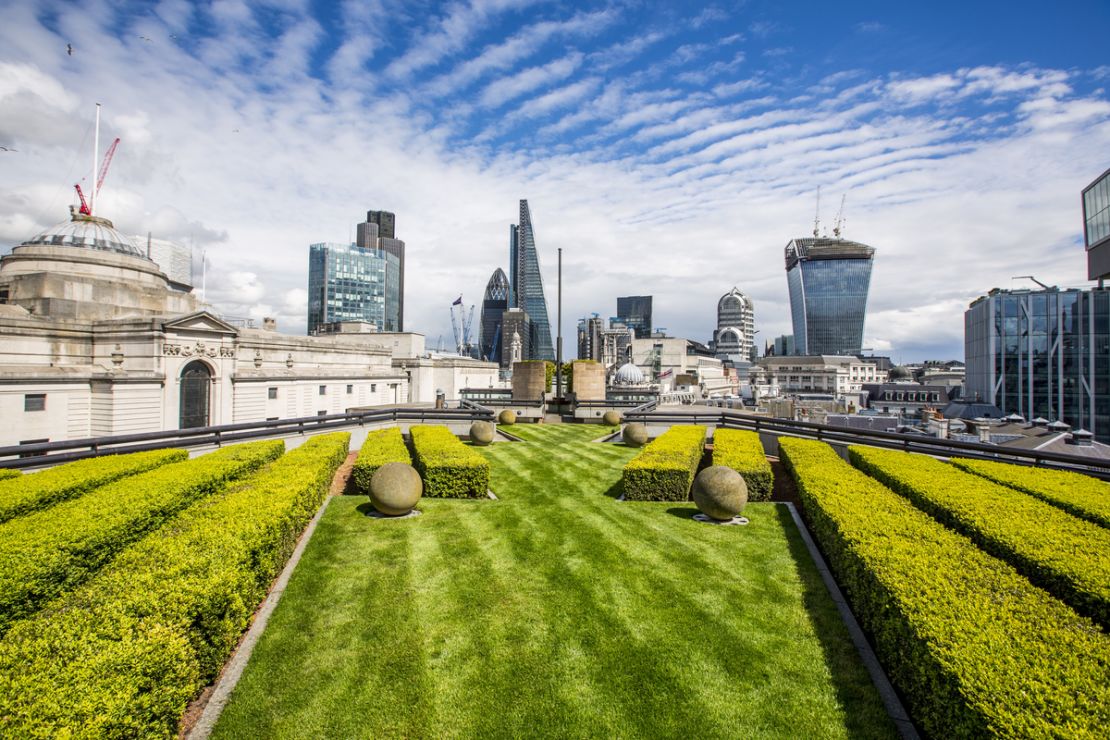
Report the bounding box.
[785,237,875,356]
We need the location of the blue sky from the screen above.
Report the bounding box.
[1,0,1109,361]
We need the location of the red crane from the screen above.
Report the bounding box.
[74,136,120,216]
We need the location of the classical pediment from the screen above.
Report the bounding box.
[162,311,239,337]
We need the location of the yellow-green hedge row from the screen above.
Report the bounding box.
[0,432,349,738]
[779,437,1110,738]
[0,440,284,636]
[0,470,19,481]
[711,429,772,500]
[410,425,490,497]
[951,457,1110,529]
[850,445,1110,631]
[622,425,706,501]
[352,427,411,494]
[0,448,188,524]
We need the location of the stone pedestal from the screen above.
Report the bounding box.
[572,361,605,401]
[512,362,547,401]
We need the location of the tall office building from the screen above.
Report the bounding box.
[577,314,603,360]
[712,287,754,362]
[1084,168,1110,281]
[479,268,509,364]
[965,287,1107,440]
[616,296,653,339]
[509,200,555,361]
[356,210,405,330]
[307,212,404,334]
[785,237,875,356]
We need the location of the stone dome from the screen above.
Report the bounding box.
[614,361,645,385]
[23,212,145,258]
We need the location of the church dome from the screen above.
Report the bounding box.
[23,212,145,258]
[614,361,645,385]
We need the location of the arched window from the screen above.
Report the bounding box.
[180,360,212,429]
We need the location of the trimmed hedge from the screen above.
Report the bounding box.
[0,448,187,524]
[711,429,772,500]
[0,432,349,738]
[352,427,411,494]
[0,440,283,636]
[0,470,19,481]
[951,457,1110,529]
[779,437,1110,738]
[850,445,1110,631]
[621,425,706,501]
[410,425,490,498]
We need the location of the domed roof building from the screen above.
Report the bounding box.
[25,212,145,258]
[613,361,646,386]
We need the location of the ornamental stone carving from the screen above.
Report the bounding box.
[162,342,234,359]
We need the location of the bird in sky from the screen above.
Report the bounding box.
[0,146,17,152]
[66,43,73,55]
[138,35,152,43]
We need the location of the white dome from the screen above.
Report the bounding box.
[614,361,645,385]
[24,213,145,258]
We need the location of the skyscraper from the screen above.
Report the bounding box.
[712,287,754,362]
[785,237,875,356]
[1083,168,1110,281]
[479,268,509,364]
[616,296,653,338]
[510,200,555,361]
[357,210,405,330]
[307,211,404,334]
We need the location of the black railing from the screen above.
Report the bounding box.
[574,399,647,409]
[0,405,494,470]
[622,407,1110,478]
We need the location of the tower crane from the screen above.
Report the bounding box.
[450,297,476,356]
[74,136,120,216]
[833,194,847,239]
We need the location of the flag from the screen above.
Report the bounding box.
[452,295,463,305]
[659,368,673,378]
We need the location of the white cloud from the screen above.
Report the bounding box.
[478,52,584,108]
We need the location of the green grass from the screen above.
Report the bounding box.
[214,424,894,739]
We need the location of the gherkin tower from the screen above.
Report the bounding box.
[509,200,555,361]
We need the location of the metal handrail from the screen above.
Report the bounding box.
[0,404,495,469]
[621,408,1110,478]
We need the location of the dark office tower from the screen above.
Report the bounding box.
[509,200,555,361]
[357,210,405,330]
[616,296,653,339]
[479,268,509,364]
[1083,168,1110,281]
[785,237,875,356]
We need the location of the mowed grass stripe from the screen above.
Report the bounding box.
[215,425,895,738]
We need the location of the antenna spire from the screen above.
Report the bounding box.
[91,103,100,216]
[812,185,821,238]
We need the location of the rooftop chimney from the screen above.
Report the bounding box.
[262,317,277,332]
[1067,429,1094,447]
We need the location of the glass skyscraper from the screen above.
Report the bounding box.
[616,295,653,339]
[479,267,509,364]
[1083,168,1110,281]
[965,287,1109,441]
[785,237,875,356]
[510,200,555,361]
[307,241,402,334]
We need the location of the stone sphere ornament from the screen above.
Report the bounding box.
[692,465,749,523]
[498,409,517,425]
[470,421,495,445]
[622,422,648,447]
[602,410,621,426]
[369,462,423,516]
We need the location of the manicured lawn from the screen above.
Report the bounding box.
[213,424,894,738]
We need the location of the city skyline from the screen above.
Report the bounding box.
[0,1,1108,361]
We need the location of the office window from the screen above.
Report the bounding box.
[371,384,377,392]
[347,384,353,394]
[317,410,327,416]
[24,394,45,412]
[319,385,327,395]
[268,387,278,400]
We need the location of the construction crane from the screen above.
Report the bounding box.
[74,136,120,216]
[832,194,847,239]
[450,297,476,357]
